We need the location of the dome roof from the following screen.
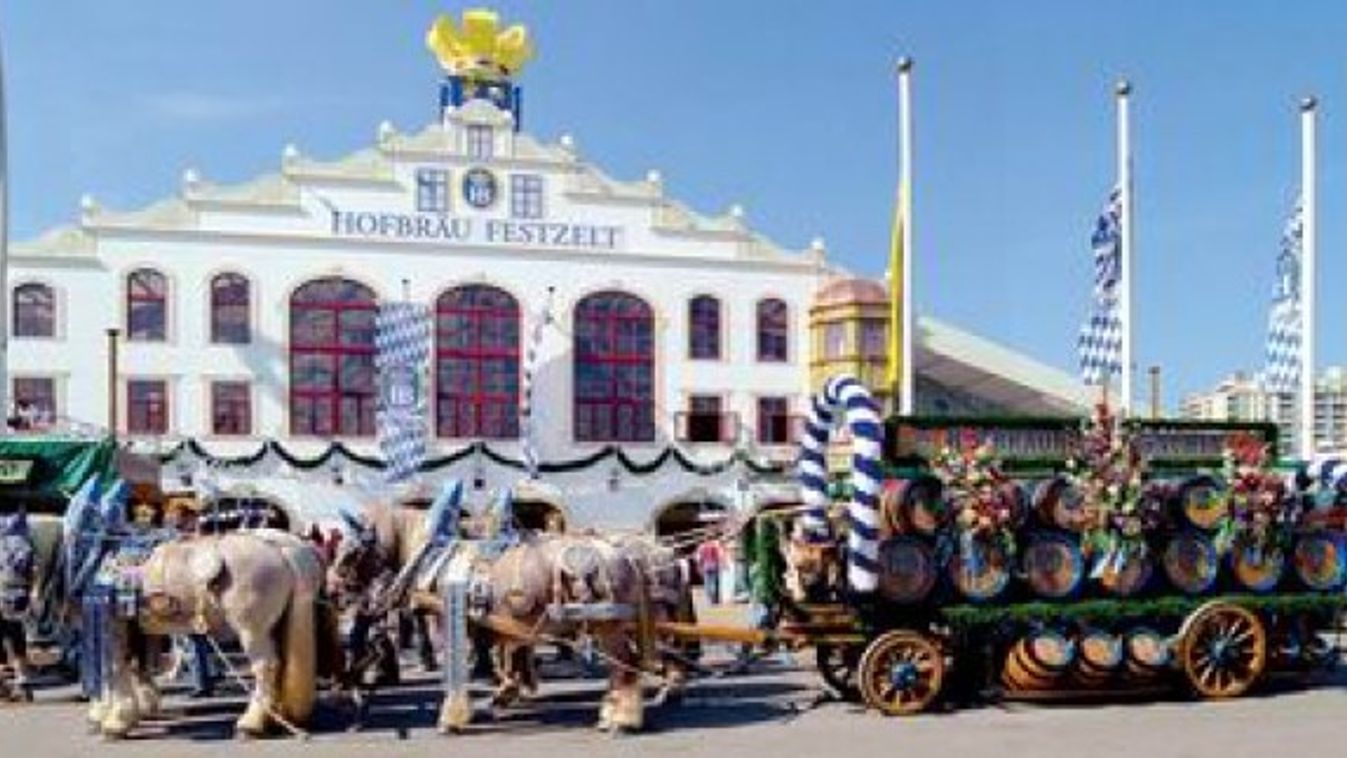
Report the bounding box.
[813,277,889,307]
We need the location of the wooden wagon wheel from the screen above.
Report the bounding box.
[1177,601,1267,699]
[857,630,945,715]
[815,643,862,701]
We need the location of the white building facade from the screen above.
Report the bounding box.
[8,90,836,529]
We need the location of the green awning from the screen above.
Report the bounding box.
[0,437,120,511]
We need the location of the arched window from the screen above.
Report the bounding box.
[435,285,520,438]
[12,283,55,338]
[756,298,789,362]
[687,295,721,360]
[126,268,168,341]
[574,291,655,442]
[210,273,251,344]
[290,277,377,437]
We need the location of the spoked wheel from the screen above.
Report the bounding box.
[857,630,945,715]
[1177,601,1268,699]
[815,643,862,701]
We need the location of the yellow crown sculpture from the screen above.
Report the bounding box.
[426,8,535,81]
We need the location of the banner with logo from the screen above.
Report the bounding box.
[375,302,432,483]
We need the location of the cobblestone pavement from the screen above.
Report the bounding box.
[3,649,1345,758]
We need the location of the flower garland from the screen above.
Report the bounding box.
[1218,433,1297,559]
[931,430,1018,558]
[1065,403,1163,579]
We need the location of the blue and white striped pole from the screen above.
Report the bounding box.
[796,374,885,593]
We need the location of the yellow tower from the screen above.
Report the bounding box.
[808,277,893,406]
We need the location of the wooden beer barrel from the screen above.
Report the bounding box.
[1292,533,1347,591]
[1176,475,1228,532]
[1033,476,1090,532]
[1123,627,1172,680]
[949,538,1010,602]
[1002,630,1074,692]
[876,536,938,604]
[1074,629,1123,687]
[1163,531,1220,595]
[1230,544,1285,593]
[1098,549,1153,597]
[1021,532,1084,599]
[1000,480,1029,528]
[893,475,946,536]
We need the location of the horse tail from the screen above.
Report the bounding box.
[275,544,321,725]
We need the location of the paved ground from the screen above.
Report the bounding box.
[3,651,1346,758]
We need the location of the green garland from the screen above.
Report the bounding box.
[940,592,1346,629]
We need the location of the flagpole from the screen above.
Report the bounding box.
[898,57,915,416]
[0,33,10,427]
[1299,96,1317,458]
[1116,79,1133,416]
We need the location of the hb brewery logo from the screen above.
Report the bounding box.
[462,168,498,209]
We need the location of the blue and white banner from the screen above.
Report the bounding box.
[1078,188,1123,385]
[1264,200,1303,395]
[375,301,432,483]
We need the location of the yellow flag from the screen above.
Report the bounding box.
[885,182,907,388]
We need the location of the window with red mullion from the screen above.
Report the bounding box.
[688,295,721,360]
[435,286,520,439]
[211,381,252,436]
[127,269,168,341]
[127,379,168,435]
[574,292,654,442]
[289,278,377,437]
[210,273,251,344]
[756,298,789,362]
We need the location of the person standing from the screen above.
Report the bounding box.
[695,538,722,605]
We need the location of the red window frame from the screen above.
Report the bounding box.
[126,269,168,341]
[12,283,55,338]
[289,278,377,437]
[435,285,521,439]
[757,298,789,362]
[574,291,655,443]
[127,379,168,435]
[757,396,791,444]
[687,295,721,360]
[11,377,56,428]
[210,273,251,344]
[211,381,252,436]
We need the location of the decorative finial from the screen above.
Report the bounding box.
[181,168,201,191]
[559,133,576,151]
[728,203,745,220]
[897,56,913,74]
[810,236,827,252]
[426,9,535,80]
[378,120,398,143]
[645,169,663,185]
[1301,96,1318,112]
[79,193,99,215]
[282,143,301,164]
[1115,78,1132,97]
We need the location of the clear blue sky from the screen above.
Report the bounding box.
[4,1,1345,407]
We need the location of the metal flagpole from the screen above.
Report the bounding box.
[0,34,9,426]
[1116,79,1133,416]
[898,57,915,415]
[1299,96,1317,458]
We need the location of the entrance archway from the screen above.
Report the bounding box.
[515,499,567,533]
[652,497,731,546]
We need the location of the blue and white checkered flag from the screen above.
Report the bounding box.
[375,301,432,483]
[1263,200,1303,394]
[1078,188,1123,384]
